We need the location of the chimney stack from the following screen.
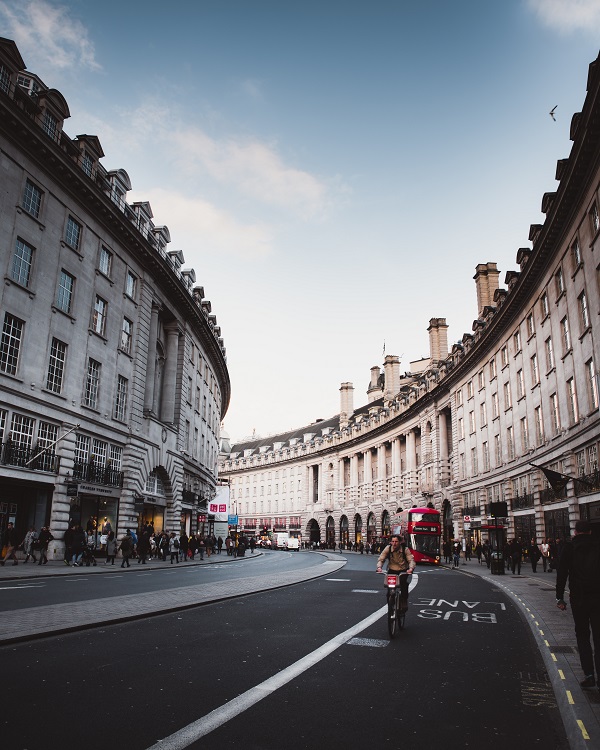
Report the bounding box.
[367,366,382,403]
[339,382,354,428]
[474,263,500,317]
[428,318,449,362]
[383,355,401,402]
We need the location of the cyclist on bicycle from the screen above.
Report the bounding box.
[376,534,416,611]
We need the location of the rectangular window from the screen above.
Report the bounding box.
[81,151,93,177]
[590,202,600,235]
[534,406,544,445]
[507,426,515,461]
[466,380,473,399]
[489,358,496,380]
[0,313,23,375]
[125,271,137,299]
[114,375,128,421]
[0,63,9,94]
[501,345,509,368]
[492,392,499,419]
[531,353,539,385]
[11,238,34,287]
[84,358,101,408]
[561,316,571,354]
[540,292,549,318]
[120,317,132,354]
[195,386,201,412]
[471,447,478,475]
[74,433,91,464]
[480,401,487,426]
[572,238,582,270]
[92,438,107,465]
[545,337,555,371]
[494,434,502,465]
[469,411,475,434]
[99,246,112,276]
[578,291,590,331]
[567,377,579,425]
[550,393,561,434]
[513,329,522,353]
[10,412,34,449]
[555,267,565,297]
[92,295,107,336]
[504,382,512,409]
[586,359,599,411]
[516,369,525,400]
[478,370,484,390]
[456,389,463,407]
[56,270,75,314]
[520,417,529,452]
[22,179,42,218]
[110,444,123,471]
[482,441,490,472]
[65,216,81,250]
[526,313,535,338]
[38,421,58,447]
[46,337,67,393]
[458,417,464,439]
[42,110,57,140]
[588,444,598,473]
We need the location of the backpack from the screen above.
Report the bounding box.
[173,538,180,549]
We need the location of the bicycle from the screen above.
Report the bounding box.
[382,571,411,638]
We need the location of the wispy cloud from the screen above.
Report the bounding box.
[128,187,274,262]
[527,0,600,32]
[0,0,100,71]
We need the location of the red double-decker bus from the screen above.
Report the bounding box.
[391,507,441,565]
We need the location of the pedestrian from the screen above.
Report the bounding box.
[249,536,256,553]
[556,520,600,689]
[159,532,169,561]
[511,539,523,575]
[540,539,550,572]
[36,526,53,564]
[217,536,223,554]
[198,534,205,560]
[549,538,559,573]
[137,527,151,564]
[482,540,491,568]
[188,533,197,561]
[475,542,483,565]
[452,540,461,569]
[119,530,134,567]
[169,532,179,564]
[443,540,451,564]
[70,524,86,566]
[0,522,19,565]
[178,532,188,562]
[22,526,38,563]
[529,538,541,573]
[63,523,75,566]
[105,531,117,564]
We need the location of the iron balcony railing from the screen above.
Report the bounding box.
[463,505,481,517]
[73,460,124,487]
[575,469,600,495]
[540,486,566,504]
[1,440,60,472]
[511,493,535,510]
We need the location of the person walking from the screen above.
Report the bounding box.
[169,532,179,564]
[540,539,550,572]
[452,540,461,569]
[556,520,600,689]
[70,524,86,566]
[22,526,38,563]
[529,539,541,573]
[137,527,151,564]
[63,523,75,566]
[36,526,54,565]
[105,531,117,565]
[0,522,19,565]
[119,530,134,567]
[511,539,523,575]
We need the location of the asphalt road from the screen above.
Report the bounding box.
[1,554,567,750]
[0,550,317,609]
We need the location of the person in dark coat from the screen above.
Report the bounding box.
[137,528,151,564]
[529,539,542,573]
[0,522,18,565]
[119,530,134,568]
[37,526,54,565]
[556,521,600,689]
[70,525,86,566]
[510,539,523,575]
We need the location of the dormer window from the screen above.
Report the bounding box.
[42,110,58,140]
[81,151,93,177]
[0,64,10,94]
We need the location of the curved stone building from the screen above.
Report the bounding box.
[220,53,600,549]
[0,38,230,556]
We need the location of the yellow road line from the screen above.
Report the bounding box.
[577,720,590,740]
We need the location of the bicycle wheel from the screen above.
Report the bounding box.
[398,597,407,631]
[387,591,400,639]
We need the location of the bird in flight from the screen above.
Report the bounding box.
[549,105,557,121]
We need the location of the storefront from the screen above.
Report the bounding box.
[139,497,166,535]
[68,481,121,552]
[0,477,53,542]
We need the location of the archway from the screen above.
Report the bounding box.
[354,513,363,547]
[381,509,391,538]
[326,515,335,548]
[306,518,321,545]
[339,515,349,548]
[367,512,377,544]
[442,498,453,542]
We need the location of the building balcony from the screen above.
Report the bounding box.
[1,440,60,473]
[575,470,600,495]
[511,493,535,511]
[73,460,124,487]
[540,486,567,505]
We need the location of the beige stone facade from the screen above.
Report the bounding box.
[220,53,600,548]
[0,38,230,556]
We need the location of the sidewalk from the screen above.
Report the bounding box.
[448,557,600,750]
[0,550,346,645]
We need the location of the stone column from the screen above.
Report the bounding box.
[406,431,416,494]
[377,444,386,498]
[350,454,358,505]
[160,325,180,423]
[363,449,372,501]
[144,303,160,414]
[338,459,345,508]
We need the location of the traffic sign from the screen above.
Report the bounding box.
[463,515,471,522]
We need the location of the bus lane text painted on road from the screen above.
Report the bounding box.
[413,598,506,623]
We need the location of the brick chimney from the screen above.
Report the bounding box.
[474,263,500,317]
[339,382,354,428]
[383,355,400,402]
[428,318,449,362]
[367,366,382,403]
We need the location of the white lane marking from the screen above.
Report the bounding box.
[326,578,350,581]
[0,584,46,590]
[347,637,389,648]
[352,589,379,594]
[147,573,418,750]
[64,578,89,582]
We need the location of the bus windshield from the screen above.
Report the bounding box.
[409,512,440,523]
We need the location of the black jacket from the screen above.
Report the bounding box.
[556,534,600,604]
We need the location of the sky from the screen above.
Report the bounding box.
[2,0,600,444]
